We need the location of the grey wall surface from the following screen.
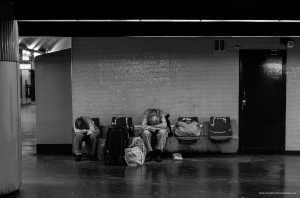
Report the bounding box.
[71,37,300,151]
[72,37,239,126]
[35,49,73,144]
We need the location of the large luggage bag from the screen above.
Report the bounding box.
[111,117,134,137]
[174,117,202,143]
[208,116,232,142]
[104,127,129,165]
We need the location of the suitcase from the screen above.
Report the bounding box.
[104,127,129,165]
[111,117,134,137]
[208,116,232,142]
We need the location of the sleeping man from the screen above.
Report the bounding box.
[73,116,100,162]
[140,109,169,162]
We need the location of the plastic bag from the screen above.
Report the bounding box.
[124,137,147,166]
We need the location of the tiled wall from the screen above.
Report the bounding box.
[72,37,300,151]
[72,37,239,125]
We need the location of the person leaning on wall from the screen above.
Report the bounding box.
[73,116,100,162]
[140,108,169,162]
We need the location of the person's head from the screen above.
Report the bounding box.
[148,110,160,125]
[75,117,89,130]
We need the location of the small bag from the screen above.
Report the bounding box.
[208,116,232,142]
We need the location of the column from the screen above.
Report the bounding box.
[0,0,21,196]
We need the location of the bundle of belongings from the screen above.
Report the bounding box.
[174,117,202,138]
[124,137,147,166]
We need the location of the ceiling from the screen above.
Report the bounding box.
[19,37,71,54]
[13,0,300,37]
[11,0,300,20]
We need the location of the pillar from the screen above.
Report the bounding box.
[0,0,21,196]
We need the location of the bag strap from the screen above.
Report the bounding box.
[106,128,112,154]
[165,114,173,136]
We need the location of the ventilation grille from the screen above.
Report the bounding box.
[214,40,226,52]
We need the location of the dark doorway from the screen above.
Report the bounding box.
[30,69,35,101]
[239,50,286,153]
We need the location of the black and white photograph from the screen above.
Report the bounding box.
[1,0,300,197]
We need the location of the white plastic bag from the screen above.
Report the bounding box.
[124,137,147,166]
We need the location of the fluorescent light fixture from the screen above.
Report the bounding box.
[20,63,31,70]
[22,50,31,61]
[33,52,41,57]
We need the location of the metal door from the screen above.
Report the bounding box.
[239,50,286,153]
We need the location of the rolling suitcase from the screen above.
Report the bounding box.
[111,117,134,137]
[104,127,129,165]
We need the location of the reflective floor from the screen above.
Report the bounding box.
[18,105,300,198]
[21,104,36,156]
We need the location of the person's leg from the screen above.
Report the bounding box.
[89,132,100,160]
[141,130,152,152]
[156,129,168,162]
[74,133,85,161]
[141,130,154,162]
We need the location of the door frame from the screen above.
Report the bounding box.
[238,49,287,153]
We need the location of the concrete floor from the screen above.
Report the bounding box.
[17,105,300,198]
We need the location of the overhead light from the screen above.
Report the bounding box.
[22,50,31,61]
[19,63,31,70]
[33,52,42,57]
[27,45,34,50]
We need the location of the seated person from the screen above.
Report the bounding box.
[141,109,169,162]
[73,116,100,162]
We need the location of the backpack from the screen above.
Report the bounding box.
[104,127,129,165]
[208,116,232,142]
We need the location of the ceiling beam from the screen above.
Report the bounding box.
[18,21,300,37]
[12,0,300,20]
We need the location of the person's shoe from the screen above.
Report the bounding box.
[89,155,98,161]
[75,155,81,162]
[145,151,153,162]
[156,150,162,162]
